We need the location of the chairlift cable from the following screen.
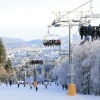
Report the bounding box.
[47,25,52,34]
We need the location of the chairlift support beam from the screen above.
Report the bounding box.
[83,14,100,18]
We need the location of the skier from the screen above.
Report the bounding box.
[62,85,64,90]
[57,83,58,86]
[18,82,20,88]
[45,84,47,89]
[9,80,12,86]
[36,87,38,92]
[30,84,32,89]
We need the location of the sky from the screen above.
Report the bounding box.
[0,0,100,41]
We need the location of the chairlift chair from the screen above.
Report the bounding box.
[30,60,43,65]
[79,24,100,41]
[43,33,61,47]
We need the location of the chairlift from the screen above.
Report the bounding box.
[30,60,43,65]
[78,0,100,41]
[79,24,100,41]
[43,33,61,47]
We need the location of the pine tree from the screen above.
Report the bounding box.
[0,38,6,67]
[5,58,12,72]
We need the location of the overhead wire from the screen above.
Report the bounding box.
[53,0,92,23]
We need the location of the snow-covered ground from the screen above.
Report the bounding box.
[0,83,100,100]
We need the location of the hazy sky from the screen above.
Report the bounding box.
[0,0,100,41]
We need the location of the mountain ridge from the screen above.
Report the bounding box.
[2,35,80,48]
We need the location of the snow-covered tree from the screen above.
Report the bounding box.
[37,74,45,83]
[55,40,100,95]
[74,40,100,95]
[57,57,69,86]
[52,67,59,81]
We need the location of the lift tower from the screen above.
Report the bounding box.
[51,0,100,96]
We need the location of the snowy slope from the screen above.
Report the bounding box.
[0,83,99,100]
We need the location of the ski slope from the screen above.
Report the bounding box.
[0,83,99,100]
